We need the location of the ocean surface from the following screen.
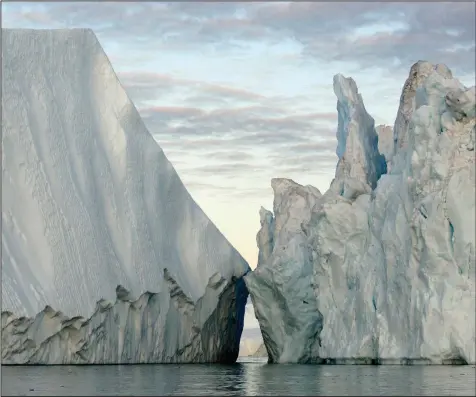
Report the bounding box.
[2,358,475,396]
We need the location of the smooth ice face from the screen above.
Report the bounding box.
[1,29,249,364]
[246,62,475,365]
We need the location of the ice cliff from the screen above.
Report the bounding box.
[1,29,249,364]
[245,61,475,364]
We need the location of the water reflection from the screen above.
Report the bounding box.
[243,362,476,396]
[2,362,475,396]
[173,364,247,396]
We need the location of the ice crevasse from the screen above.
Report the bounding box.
[245,61,476,364]
[1,29,250,364]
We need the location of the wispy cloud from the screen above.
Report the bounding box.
[112,67,340,186]
[4,2,474,75]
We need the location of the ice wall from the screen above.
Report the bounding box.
[1,29,249,364]
[245,61,475,364]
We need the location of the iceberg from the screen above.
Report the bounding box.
[251,344,268,358]
[1,29,249,364]
[245,61,475,364]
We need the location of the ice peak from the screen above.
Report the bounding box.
[333,74,386,189]
[271,179,321,216]
[393,60,453,157]
[257,207,275,267]
[271,177,306,196]
[333,74,361,105]
[259,206,274,225]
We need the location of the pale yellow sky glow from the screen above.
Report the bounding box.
[181,169,335,268]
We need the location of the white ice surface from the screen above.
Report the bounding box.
[245,61,475,365]
[1,29,249,364]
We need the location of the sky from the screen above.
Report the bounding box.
[2,1,475,344]
[3,1,475,268]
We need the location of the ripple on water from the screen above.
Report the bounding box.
[1,364,475,396]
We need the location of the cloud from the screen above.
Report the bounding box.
[142,106,204,119]
[182,181,256,196]
[241,328,262,339]
[118,70,339,162]
[267,147,338,174]
[1,2,358,199]
[142,104,337,153]
[145,97,341,187]
[119,72,266,103]
[5,2,473,75]
[5,2,471,194]
[190,163,260,177]
[249,2,476,76]
[204,151,255,162]
[5,1,472,267]
[118,69,341,191]
[284,140,337,155]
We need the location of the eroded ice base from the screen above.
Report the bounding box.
[2,270,248,364]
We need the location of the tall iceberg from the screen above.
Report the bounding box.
[245,61,475,364]
[1,29,249,364]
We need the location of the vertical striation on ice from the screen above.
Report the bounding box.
[1,29,249,364]
[245,62,475,365]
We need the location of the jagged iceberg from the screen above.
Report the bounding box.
[245,61,475,364]
[1,29,249,364]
